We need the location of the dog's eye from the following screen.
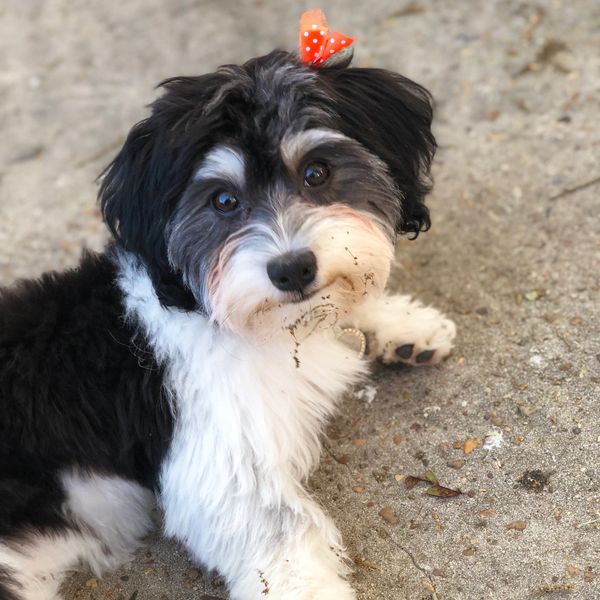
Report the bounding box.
[212,191,239,214]
[303,162,330,187]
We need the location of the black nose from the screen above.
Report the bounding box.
[267,250,317,293]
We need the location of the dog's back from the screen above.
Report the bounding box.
[0,253,170,599]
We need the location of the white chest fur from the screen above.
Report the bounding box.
[117,256,367,580]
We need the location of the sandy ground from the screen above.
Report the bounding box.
[1,1,599,599]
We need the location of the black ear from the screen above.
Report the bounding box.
[98,73,229,309]
[319,67,436,237]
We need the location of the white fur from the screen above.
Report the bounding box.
[118,255,367,599]
[0,473,153,600]
[207,202,394,336]
[61,470,155,563]
[194,145,245,183]
[350,293,457,364]
[114,199,455,598]
[2,210,455,600]
[280,128,347,167]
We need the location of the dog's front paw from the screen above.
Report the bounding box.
[365,295,457,366]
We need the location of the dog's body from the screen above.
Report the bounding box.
[0,50,455,600]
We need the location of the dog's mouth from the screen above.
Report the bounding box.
[280,276,354,305]
[284,288,320,304]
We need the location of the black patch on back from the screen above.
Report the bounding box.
[0,251,171,537]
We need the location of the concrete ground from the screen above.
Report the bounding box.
[1,0,599,598]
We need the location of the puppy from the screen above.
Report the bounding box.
[0,49,456,600]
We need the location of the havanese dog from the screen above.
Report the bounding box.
[0,15,456,600]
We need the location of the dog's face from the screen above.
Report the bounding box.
[100,51,435,335]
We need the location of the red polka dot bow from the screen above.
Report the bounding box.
[299,9,354,68]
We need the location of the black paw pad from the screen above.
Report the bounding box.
[395,344,414,359]
[415,349,435,363]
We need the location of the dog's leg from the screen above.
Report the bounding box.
[0,472,154,600]
[349,293,456,365]
[163,470,355,600]
[228,503,356,600]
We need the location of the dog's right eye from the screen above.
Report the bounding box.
[212,191,240,214]
[303,162,330,187]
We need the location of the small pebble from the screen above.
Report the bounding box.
[519,404,538,417]
[529,354,545,368]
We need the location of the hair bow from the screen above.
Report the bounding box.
[299,9,354,68]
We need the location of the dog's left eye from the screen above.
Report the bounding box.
[212,191,240,214]
[303,162,330,187]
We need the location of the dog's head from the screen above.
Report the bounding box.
[100,50,435,335]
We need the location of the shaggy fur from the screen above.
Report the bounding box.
[0,50,455,599]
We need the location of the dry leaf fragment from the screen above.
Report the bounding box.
[530,583,574,596]
[404,472,462,498]
[335,453,350,465]
[566,564,581,577]
[464,438,481,454]
[353,556,382,572]
[491,414,505,427]
[379,506,399,524]
[403,475,422,489]
[426,484,462,498]
[424,469,440,484]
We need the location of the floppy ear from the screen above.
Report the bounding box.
[98,74,229,308]
[319,67,436,237]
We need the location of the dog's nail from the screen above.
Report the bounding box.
[415,349,435,363]
[395,344,414,359]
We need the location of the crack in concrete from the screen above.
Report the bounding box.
[386,534,439,600]
[323,442,440,599]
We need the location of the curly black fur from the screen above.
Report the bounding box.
[0,252,171,539]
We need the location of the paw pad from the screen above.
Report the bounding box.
[415,349,435,363]
[395,344,414,359]
[392,345,436,365]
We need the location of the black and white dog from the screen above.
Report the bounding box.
[0,50,456,600]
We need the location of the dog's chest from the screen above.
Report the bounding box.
[154,318,365,537]
[161,323,365,476]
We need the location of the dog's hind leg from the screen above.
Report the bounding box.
[0,472,154,600]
